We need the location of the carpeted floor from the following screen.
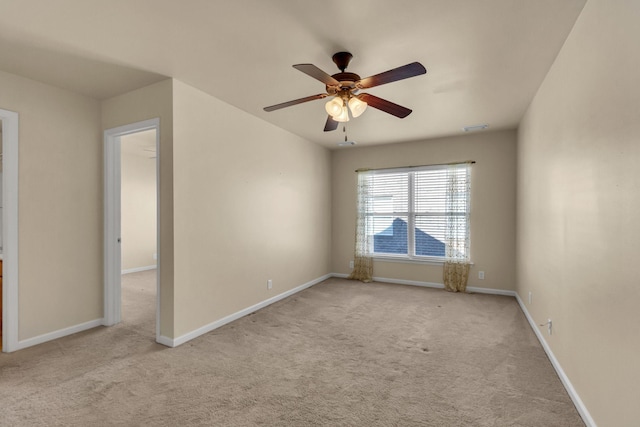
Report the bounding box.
[0,272,584,426]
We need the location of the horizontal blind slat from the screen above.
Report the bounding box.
[363,164,470,260]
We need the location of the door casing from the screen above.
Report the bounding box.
[103,118,160,340]
[0,108,19,352]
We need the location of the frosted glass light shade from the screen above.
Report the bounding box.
[334,105,350,122]
[348,96,368,117]
[325,97,344,117]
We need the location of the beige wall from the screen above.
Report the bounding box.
[517,1,640,425]
[171,80,332,337]
[121,134,157,271]
[101,79,174,337]
[332,130,517,291]
[0,70,102,340]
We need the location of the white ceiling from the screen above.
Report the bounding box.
[0,0,586,148]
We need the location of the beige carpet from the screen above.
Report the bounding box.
[0,273,584,426]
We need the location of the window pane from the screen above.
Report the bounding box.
[415,215,467,258]
[369,173,408,214]
[372,216,408,255]
[414,215,445,256]
[414,170,446,213]
[414,169,468,213]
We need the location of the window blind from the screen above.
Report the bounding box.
[362,163,471,261]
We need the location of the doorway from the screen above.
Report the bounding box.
[103,118,160,341]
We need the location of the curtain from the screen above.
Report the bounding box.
[443,164,471,292]
[443,261,470,292]
[348,171,373,282]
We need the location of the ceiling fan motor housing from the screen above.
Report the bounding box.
[327,52,360,95]
[326,72,361,94]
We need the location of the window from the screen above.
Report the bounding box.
[362,163,471,262]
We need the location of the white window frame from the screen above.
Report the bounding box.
[364,163,471,264]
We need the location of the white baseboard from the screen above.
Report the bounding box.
[333,273,444,290]
[15,318,103,351]
[155,335,174,347]
[374,276,446,289]
[515,294,596,427]
[163,273,333,348]
[334,273,516,296]
[121,265,157,275]
[466,285,516,297]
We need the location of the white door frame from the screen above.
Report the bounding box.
[103,118,160,340]
[1,108,19,352]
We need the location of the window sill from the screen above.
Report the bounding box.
[373,255,474,266]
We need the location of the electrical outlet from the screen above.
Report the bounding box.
[267,279,272,290]
[528,291,532,305]
[478,271,485,280]
[548,319,552,335]
[349,260,354,269]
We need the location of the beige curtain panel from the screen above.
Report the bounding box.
[348,171,373,283]
[442,163,472,292]
[443,261,470,292]
[349,256,373,283]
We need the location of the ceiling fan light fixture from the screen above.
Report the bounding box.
[325,97,344,117]
[348,96,367,118]
[334,104,350,122]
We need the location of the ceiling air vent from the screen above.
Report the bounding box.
[463,124,489,132]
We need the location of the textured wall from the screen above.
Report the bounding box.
[171,80,332,337]
[0,70,102,340]
[517,1,640,425]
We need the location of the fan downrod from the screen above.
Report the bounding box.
[332,52,353,72]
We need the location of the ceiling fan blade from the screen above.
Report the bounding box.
[263,94,328,112]
[293,64,340,87]
[324,115,339,132]
[357,93,412,118]
[356,62,426,89]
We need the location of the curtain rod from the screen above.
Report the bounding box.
[355,160,475,173]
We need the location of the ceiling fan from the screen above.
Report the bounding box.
[263,52,427,132]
